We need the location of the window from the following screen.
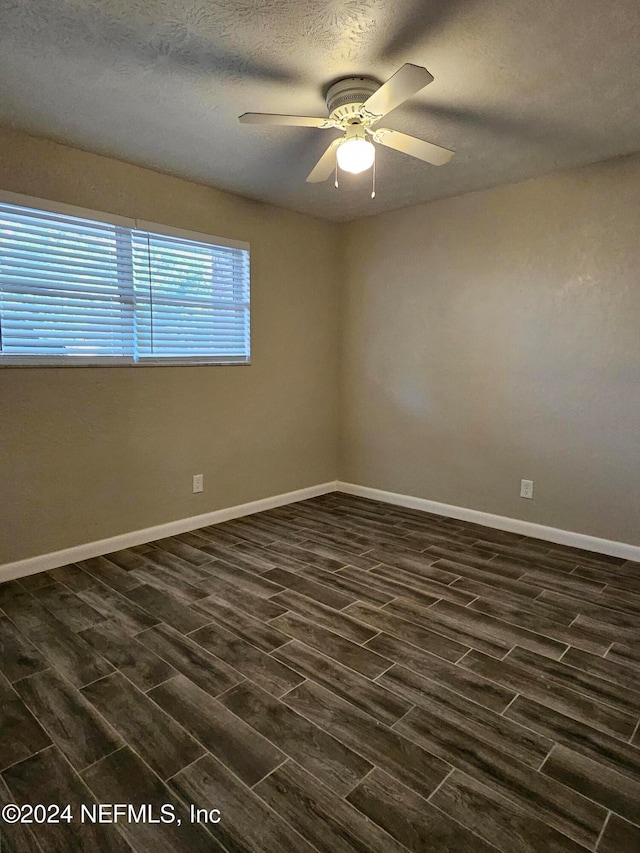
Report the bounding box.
[0,193,250,365]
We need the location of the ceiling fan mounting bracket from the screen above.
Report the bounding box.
[326,77,379,123]
[369,127,389,142]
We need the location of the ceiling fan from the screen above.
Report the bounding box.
[238,64,454,193]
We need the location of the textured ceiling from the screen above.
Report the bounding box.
[1,0,639,221]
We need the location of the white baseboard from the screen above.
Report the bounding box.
[337,482,640,562]
[0,481,338,584]
[3,478,637,584]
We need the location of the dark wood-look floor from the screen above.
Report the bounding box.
[1,493,639,853]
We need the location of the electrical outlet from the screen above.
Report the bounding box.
[520,479,534,499]
[192,474,204,494]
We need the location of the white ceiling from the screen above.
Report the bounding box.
[1,0,639,221]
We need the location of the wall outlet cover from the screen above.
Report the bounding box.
[520,479,534,499]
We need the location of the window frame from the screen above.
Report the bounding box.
[0,190,251,368]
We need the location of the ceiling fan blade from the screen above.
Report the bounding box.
[306,140,342,183]
[361,64,434,121]
[373,128,454,165]
[239,113,336,128]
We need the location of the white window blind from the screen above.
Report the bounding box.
[0,197,250,365]
[132,230,250,361]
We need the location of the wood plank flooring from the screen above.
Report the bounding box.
[1,492,639,852]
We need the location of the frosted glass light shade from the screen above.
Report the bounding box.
[336,138,375,174]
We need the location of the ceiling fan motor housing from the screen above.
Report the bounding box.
[326,77,379,123]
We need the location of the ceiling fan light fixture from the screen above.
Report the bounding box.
[336,137,375,174]
[238,64,454,189]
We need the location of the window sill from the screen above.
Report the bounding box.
[0,360,252,369]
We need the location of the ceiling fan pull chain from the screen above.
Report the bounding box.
[371,156,376,199]
[334,158,339,189]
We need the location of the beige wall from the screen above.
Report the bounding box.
[2,130,639,562]
[0,129,339,563]
[341,153,640,544]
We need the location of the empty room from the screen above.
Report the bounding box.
[1,1,639,851]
